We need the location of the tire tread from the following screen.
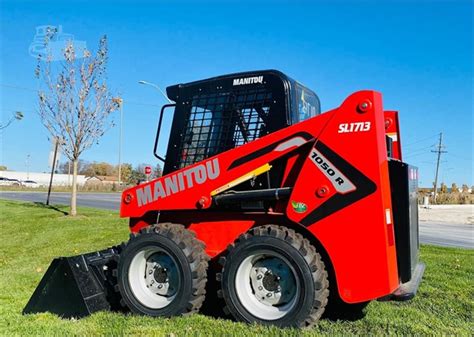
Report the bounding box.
[216,224,329,328]
[117,223,208,316]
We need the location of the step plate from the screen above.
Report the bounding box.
[380,262,425,301]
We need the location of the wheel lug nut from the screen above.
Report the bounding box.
[266,293,272,297]
[148,270,153,275]
[258,286,263,290]
[158,284,163,289]
[257,275,262,280]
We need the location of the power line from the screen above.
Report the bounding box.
[123,100,161,108]
[1,109,37,114]
[404,145,436,158]
[405,152,430,158]
[446,153,472,161]
[0,84,37,92]
[412,144,436,151]
[404,134,439,147]
[0,83,163,108]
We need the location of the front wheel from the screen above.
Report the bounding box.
[117,223,208,316]
[217,225,329,327]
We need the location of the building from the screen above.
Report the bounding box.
[85,175,119,185]
[0,171,86,186]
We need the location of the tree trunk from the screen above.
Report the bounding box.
[71,159,78,216]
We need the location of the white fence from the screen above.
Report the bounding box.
[0,171,86,186]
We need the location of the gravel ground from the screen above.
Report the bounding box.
[419,204,474,225]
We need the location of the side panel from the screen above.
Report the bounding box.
[158,212,288,257]
[287,91,399,303]
[189,220,254,257]
[389,161,419,283]
[120,112,332,218]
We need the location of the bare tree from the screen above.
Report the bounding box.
[58,159,89,175]
[35,30,119,215]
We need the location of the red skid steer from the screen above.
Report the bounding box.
[24,70,424,327]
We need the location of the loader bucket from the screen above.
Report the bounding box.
[23,248,120,318]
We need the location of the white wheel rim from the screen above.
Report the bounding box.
[128,246,180,309]
[235,251,299,320]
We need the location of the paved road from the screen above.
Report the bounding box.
[0,191,121,211]
[1,191,472,249]
[419,222,472,249]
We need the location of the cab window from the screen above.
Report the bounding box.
[292,83,320,123]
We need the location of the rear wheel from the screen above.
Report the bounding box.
[117,223,208,316]
[217,225,329,327]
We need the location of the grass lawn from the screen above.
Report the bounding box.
[0,199,472,336]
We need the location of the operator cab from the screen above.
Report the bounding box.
[159,70,320,175]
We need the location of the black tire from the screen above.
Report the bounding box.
[217,225,329,328]
[117,223,208,316]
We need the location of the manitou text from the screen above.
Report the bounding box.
[136,158,220,206]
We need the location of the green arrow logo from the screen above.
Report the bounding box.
[291,200,308,213]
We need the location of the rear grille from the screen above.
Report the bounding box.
[178,88,273,168]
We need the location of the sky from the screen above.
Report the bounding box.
[0,0,472,186]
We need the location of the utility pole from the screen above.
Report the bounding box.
[431,132,447,203]
[111,97,124,186]
[115,98,124,186]
[46,138,60,205]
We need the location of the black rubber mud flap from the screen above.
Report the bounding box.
[379,262,425,302]
[23,249,119,318]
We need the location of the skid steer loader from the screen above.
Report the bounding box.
[24,70,424,327]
